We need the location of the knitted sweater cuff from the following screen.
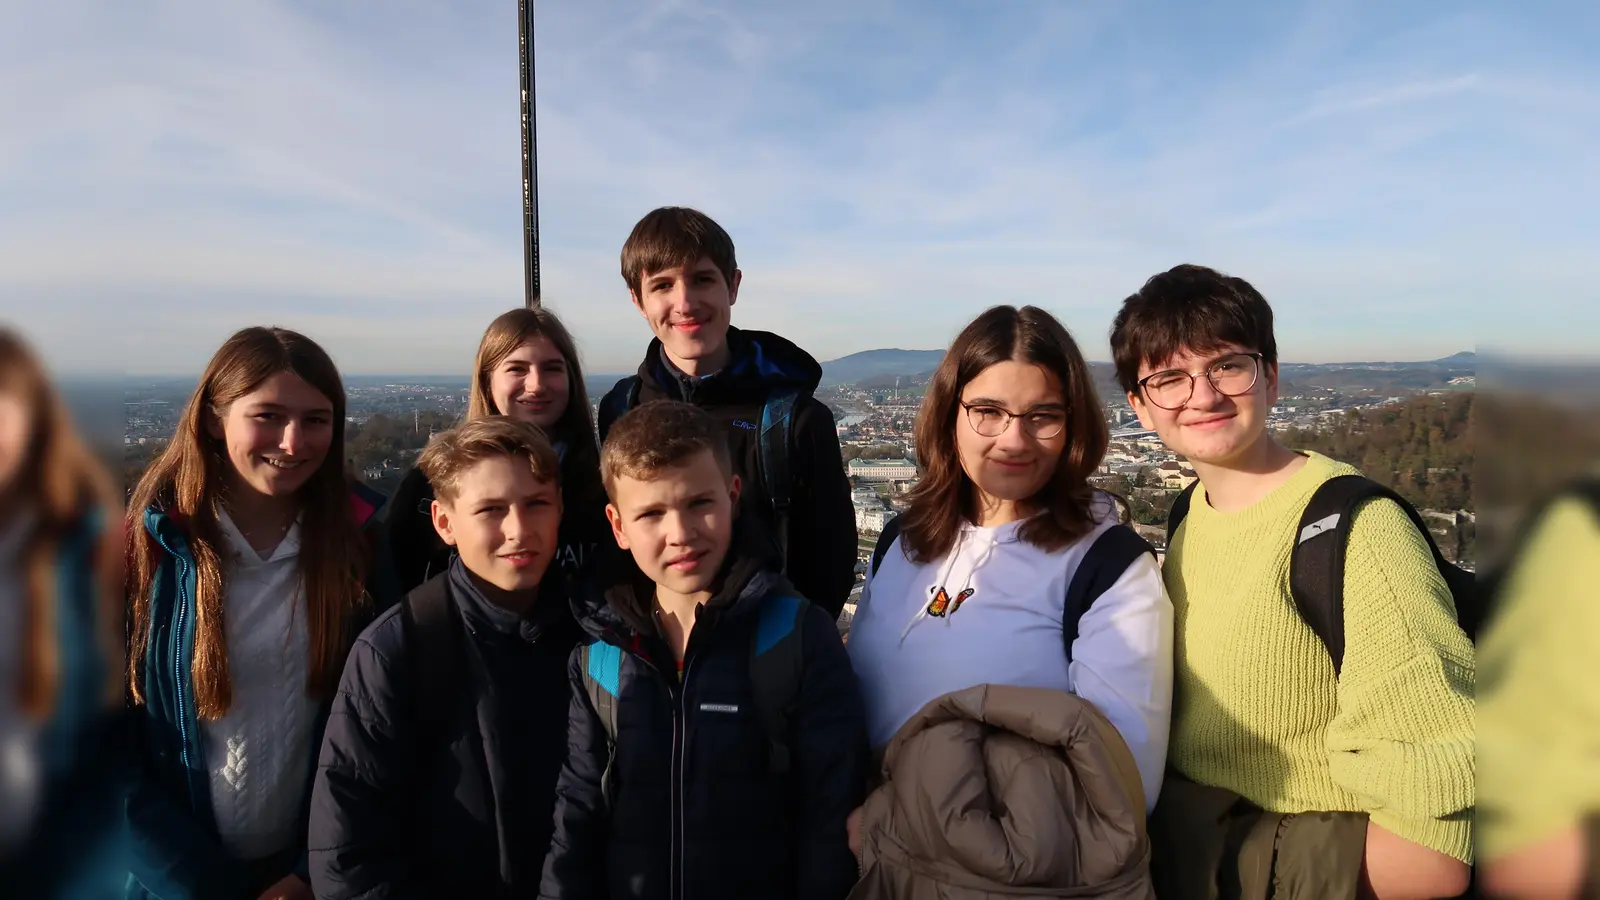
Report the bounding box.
[1370,808,1473,865]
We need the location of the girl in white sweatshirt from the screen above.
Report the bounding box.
[846,305,1174,812]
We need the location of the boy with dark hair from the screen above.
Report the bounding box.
[309,417,582,899]
[1111,264,1475,899]
[540,400,867,900]
[597,206,857,619]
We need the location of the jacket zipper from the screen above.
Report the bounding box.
[163,533,202,815]
[671,657,695,900]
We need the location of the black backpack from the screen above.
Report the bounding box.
[867,514,1156,661]
[577,591,810,802]
[1166,475,1482,677]
[598,376,803,570]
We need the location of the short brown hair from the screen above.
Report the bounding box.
[600,400,732,501]
[418,416,560,504]
[900,306,1108,562]
[1110,263,1278,397]
[620,207,737,298]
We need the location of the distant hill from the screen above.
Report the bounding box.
[819,349,946,386]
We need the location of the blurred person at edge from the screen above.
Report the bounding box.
[0,328,129,898]
[1477,469,1600,899]
[125,327,394,900]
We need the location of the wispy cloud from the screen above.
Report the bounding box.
[0,0,1593,375]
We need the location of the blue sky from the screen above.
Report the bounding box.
[1,0,1594,376]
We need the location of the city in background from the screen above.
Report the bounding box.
[120,348,1483,602]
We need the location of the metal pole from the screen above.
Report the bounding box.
[518,0,541,308]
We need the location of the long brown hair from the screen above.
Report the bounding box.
[0,330,122,720]
[127,327,365,720]
[467,307,599,482]
[899,305,1109,562]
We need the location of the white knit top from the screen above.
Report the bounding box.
[200,509,317,861]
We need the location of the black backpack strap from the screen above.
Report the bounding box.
[1166,481,1199,547]
[578,640,623,803]
[748,592,808,776]
[1290,475,1464,676]
[1063,524,1156,662]
[397,576,463,739]
[597,376,642,444]
[869,516,904,578]
[758,389,800,572]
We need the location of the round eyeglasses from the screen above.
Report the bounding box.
[960,402,1067,440]
[1137,352,1264,410]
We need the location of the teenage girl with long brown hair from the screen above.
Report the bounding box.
[0,329,126,898]
[125,327,392,900]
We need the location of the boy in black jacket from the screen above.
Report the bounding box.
[309,417,583,899]
[595,207,857,618]
[540,400,867,900]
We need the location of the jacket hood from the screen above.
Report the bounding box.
[571,513,788,645]
[636,326,822,405]
[855,684,1154,899]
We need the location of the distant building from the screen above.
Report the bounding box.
[856,506,897,534]
[848,458,918,482]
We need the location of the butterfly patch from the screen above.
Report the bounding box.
[926,586,975,618]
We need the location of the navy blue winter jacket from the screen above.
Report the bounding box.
[308,557,583,899]
[538,527,869,900]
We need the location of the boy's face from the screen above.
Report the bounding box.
[630,256,740,375]
[605,448,742,598]
[1128,343,1279,466]
[431,455,562,593]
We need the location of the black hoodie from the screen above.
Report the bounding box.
[605,326,857,618]
[538,524,868,900]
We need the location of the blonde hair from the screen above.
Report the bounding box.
[418,415,561,504]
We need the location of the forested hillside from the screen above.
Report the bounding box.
[1283,392,1472,512]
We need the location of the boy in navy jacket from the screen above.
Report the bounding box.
[540,400,867,900]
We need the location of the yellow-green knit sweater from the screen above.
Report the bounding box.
[1477,492,1600,861]
[1166,451,1476,864]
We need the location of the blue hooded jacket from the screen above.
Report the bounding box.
[125,483,393,900]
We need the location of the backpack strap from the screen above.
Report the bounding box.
[1289,474,1461,676]
[758,388,801,572]
[398,576,463,740]
[748,592,808,776]
[869,516,904,578]
[597,376,643,444]
[1166,480,1199,547]
[578,640,623,803]
[1063,524,1156,662]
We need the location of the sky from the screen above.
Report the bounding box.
[1,0,1595,376]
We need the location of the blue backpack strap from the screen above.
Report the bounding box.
[758,389,801,572]
[597,376,643,444]
[748,592,808,775]
[579,640,623,803]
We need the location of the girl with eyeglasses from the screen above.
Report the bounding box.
[843,305,1173,894]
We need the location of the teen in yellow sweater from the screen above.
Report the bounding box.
[1111,264,1475,900]
[1477,488,1600,897]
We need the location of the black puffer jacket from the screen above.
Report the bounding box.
[308,559,583,900]
[385,437,615,595]
[538,527,869,900]
[598,327,857,618]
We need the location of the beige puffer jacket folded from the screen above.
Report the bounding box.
[850,684,1154,900]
